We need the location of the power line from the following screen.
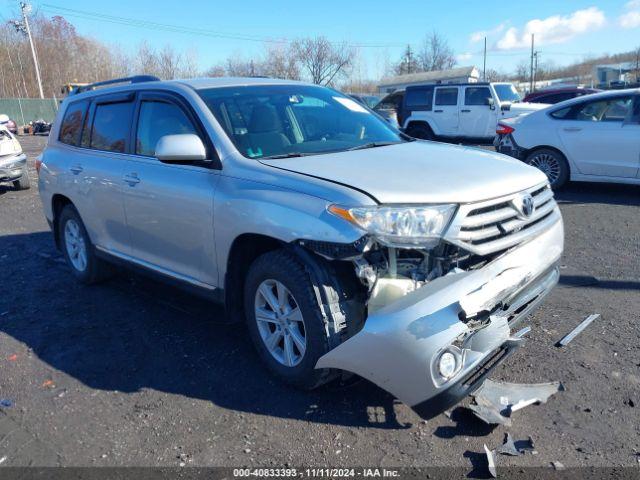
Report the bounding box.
[41,4,406,49]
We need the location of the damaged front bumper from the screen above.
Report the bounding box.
[316,216,563,417]
[0,152,27,182]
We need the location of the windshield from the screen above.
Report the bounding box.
[198,85,404,159]
[494,84,521,103]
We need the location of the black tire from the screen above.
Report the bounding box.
[13,169,31,190]
[244,249,342,390]
[58,205,112,284]
[524,148,569,190]
[405,123,434,141]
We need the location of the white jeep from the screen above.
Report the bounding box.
[375,82,548,143]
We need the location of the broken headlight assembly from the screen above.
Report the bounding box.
[328,204,457,248]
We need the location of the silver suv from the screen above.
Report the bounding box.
[38,76,564,417]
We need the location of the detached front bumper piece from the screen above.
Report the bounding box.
[0,152,27,182]
[316,216,563,418]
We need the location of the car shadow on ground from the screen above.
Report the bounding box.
[554,181,640,206]
[0,231,413,430]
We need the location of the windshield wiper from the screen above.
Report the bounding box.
[262,152,309,159]
[346,141,401,151]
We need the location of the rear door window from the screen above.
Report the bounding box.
[90,101,134,153]
[435,88,458,106]
[58,100,89,146]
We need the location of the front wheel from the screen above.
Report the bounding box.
[525,148,569,189]
[244,250,342,390]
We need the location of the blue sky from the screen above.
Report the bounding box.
[9,1,640,78]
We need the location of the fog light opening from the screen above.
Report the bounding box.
[438,351,458,380]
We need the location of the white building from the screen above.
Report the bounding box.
[377,66,480,93]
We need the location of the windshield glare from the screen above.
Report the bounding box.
[198,85,404,158]
[494,84,521,103]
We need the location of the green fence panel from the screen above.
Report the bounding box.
[0,98,59,125]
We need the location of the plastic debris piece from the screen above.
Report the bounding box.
[7,354,17,361]
[0,399,13,408]
[551,461,565,470]
[42,379,55,388]
[557,314,600,347]
[0,456,6,464]
[484,444,497,478]
[468,401,512,426]
[497,433,521,456]
[474,379,563,417]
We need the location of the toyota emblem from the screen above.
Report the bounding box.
[513,193,535,219]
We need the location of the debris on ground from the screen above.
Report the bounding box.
[496,433,520,456]
[0,399,13,408]
[0,456,6,464]
[484,444,497,478]
[467,379,564,424]
[7,354,17,361]
[468,400,511,425]
[551,461,565,470]
[42,379,55,388]
[557,313,600,347]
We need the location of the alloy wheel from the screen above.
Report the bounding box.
[254,279,307,367]
[64,219,88,272]
[528,152,561,185]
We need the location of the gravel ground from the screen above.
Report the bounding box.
[0,136,639,472]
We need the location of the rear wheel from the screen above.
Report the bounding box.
[12,169,30,190]
[244,250,343,390]
[58,205,112,284]
[405,123,434,141]
[525,148,569,189]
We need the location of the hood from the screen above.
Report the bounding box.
[260,141,547,204]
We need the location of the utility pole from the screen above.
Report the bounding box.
[19,2,44,98]
[533,51,540,87]
[529,34,534,93]
[483,37,487,81]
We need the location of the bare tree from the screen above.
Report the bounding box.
[418,31,456,72]
[262,44,300,80]
[292,37,355,85]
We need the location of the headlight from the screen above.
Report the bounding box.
[328,203,456,248]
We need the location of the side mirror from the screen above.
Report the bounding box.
[501,102,512,112]
[0,114,9,124]
[485,98,496,110]
[155,134,207,162]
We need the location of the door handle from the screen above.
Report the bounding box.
[434,109,443,113]
[69,165,83,175]
[461,109,471,113]
[563,127,582,132]
[123,173,141,186]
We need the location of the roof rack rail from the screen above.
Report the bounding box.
[70,75,160,95]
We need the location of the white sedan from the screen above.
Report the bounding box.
[495,88,640,189]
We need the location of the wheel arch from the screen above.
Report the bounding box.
[405,119,436,135]
[224,233,286,323]
[51,194,74,250]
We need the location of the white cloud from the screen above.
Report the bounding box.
[470,23,507,43]
[620,0,640,28]
[494,7,606,50]
[457,52,473,62]
[620,11,640,28]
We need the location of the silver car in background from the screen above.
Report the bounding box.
[38,76,564,417]
[0,123,30,190]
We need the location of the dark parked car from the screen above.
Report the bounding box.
[522,87,600,104]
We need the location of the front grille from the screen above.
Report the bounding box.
[446,183,560,256]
